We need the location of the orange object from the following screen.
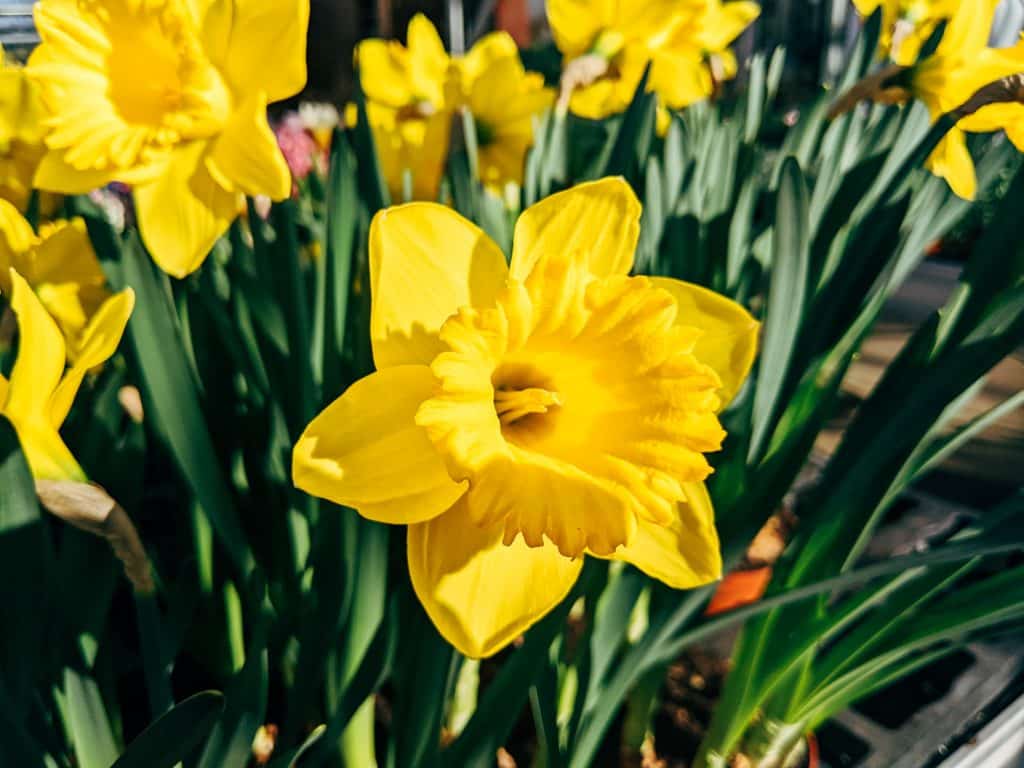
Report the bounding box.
[806,732,820,768]
[705,567,772,616]
[497,0,532,47]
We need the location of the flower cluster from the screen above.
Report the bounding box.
[356,14,554,201]
[550,0,760,132]
[853,0,1024,198]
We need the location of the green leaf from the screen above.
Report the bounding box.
[64,667,120,768]
[115,236,254,575]
[267,725,326,768]
[198,632,269,768]
[749,157,810,461]
[111,691,224,768]
[0,416,51,705]
[593,63,656,181]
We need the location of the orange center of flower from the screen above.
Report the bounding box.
[416,252,726,558]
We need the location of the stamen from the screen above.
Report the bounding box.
[494,387,562,426]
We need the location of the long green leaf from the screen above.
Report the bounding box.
[112,691,224,768]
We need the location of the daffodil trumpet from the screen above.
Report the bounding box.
[293,178,759,658]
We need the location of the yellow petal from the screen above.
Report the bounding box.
[407,494,583,657]
[460,31,519,86]
[510,177,641,282]
[649,277,759,408]
[0,373,6,405]
[0,198,37,256]
[369,203,509,369]
[546,0,607,59]
[650,47,711,110]
[2,270,85,481]
[357,39,414,108]
[8,417,85,481]
[407,13,451,108]
[926,128,976,200]
[293,365,467,524]
[218,0,309,102]
[207,90,291,199]
[32,149,116,194]
[134,141,238,277]
[5,268,65,422]
[49,288,135,427]
[603,482,722,589]
[698,2,760,52]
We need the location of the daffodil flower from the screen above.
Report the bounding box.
[549,0,758,127]
[293,178,759,658]
[457,32,554,191]
[0,199,109,357]
[853,0,960,65]
[356,14,455,201]
[651,0,761,116]
[1,268,134,480]
[0,45,47,210]
[904,0,1022,198]
[26,0,308,277]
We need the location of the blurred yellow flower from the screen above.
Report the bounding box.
[27,0,309,277]
[907,0,1023,198]
[356,13,455,201]
[549,0,758,122]
[1,268,133,480]
[652,1,761,111]
[854,0,959,65]
[0,199,109,356]
[0,45,47,209]
[293,178,759,658]
[458,32,554,190]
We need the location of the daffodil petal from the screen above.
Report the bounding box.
[407,13,450,108]
[546,0,606,59]
[603,482,722,589]
[0,373,7,405]
[10,417,85,481]
[207,90,290,199]
[0,198,38,255]
[32,149,116,194]
[293,365,467,524]
[6,268,65,421]
[219,0,308,102]
[134,141,238,278]
[926,128,976,201]
[649,277,759,408]
[408,494,583,658]
[510,177,641,282]
[49,288,134,427]
[369,203,508,369]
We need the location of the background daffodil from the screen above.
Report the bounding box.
[0,45,47,210]
[901,0,1021,198]
[293,178,759,658]
[457,32,554,191]
[26,0,309,277]
[1,268,133,480]
[854,0,960,65]
[356,13,455,201]
[0,199,109,357]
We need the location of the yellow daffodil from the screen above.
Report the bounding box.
[1,268,133,480]
[548,0,688,119]
[26,0,309,277]
[906,0,1021,199]
[854,0,959,65]
[652,0,761,112]
[458,32,554,190]
[549,0,758,128]
[0,45,47,210]
[0,199,109,356]
[293,178,759,658]
[356,14,455,201]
